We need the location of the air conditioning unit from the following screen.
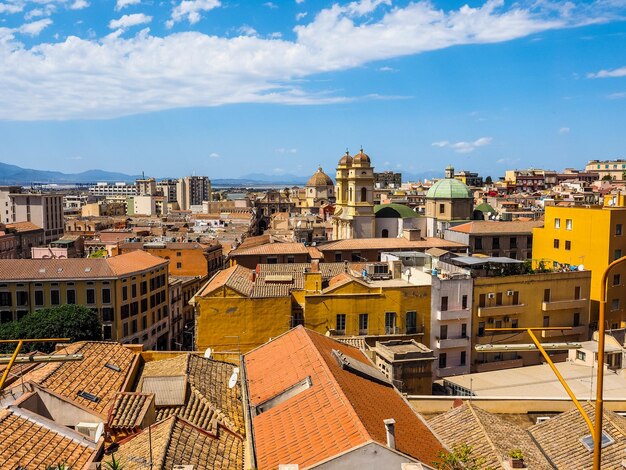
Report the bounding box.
[487,293,495,299]
[536,417,551,424]
[487,318,494,324]
[76,422,104,442]
[506,290,514,296]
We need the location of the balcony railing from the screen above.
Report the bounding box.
[436,336,470,349]
[477,303,525,317]
[541,299,588,311]
[541,325,588,338]
[436,308,471,321]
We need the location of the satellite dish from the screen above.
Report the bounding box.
[228,372,238,389]
[204,348,212,359]
[578,264,584,271]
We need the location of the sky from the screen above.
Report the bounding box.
[0,0,625,180]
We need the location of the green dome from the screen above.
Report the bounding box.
[426,178,473,199]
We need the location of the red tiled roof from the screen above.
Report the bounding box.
[449,220,543,235]
[244,327,444,469]
[319,237,466,251]
[230,242,309,256]
[5,221,43,232]
[107,250,168,276]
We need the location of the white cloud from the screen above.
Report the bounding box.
[432,137,493,153]
[0,2,23,14]
[25,5,56,19]
[18,18,52,36]
[296,11,307,21]
[608,92,626,100]
[276,148,297,154]
[0,0,623,120]
[237,24,257,36]
[378,66,395,72]
[264,2,277,8]
[209,152,220,158]
[116,0,140,10]
[168,0,220,27]
[559,126,570,134]
[588,66,626,78]
[109,13,152,30]
[295,0,304,3]
[69,0,89,10]
[268,31,282,39]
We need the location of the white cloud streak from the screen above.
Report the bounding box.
[18,18,52,36]
[69,0,88,10]
[588,66,626,78]
[0,0,623,120]
[116,0,141,10]
[109,13,152,30]
[432,137,493,153]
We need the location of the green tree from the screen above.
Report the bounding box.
[602,174,613,181]
[434,444,490,470]
[88,248,108,258]
[485,176,493,185]
[0,305,102,353]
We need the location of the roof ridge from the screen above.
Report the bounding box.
[467,402,502,466]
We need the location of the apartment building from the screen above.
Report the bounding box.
[89,181,138,197]
[0,250,170,349]
[585,159,626,180]
[176,175,211,211]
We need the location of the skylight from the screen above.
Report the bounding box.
[580,431,614,452]
[77,390,100,403]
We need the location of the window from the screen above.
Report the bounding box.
[611,299,620,311]
[102,307,114,322]
[544,289,551,302]
[613,274,621,286]
[511,318,519,328]
[543,315,550,327]
[121,304,129,319]
[0,292,11,307]
[123,323,129,337]
[360,187,367,202]
[554,218,561,229]
[512,291,519,305]
[475,238,482,250]
[16,291,27,307]
[0,311,12,323]
[565,240,571,251]
[141,298,148,313]
[131,319,138,334]
[440,296,448,311]
[334,253,342,262]
[496,292,503,306]
[351,252,361,262]
[566,219,572,230]
[86,289,95,305]
[615,249,622,261]
[142,316,147,330]
[131,284,137,298]
[66,289,76,305]
[267,257,278,264]
[438,353,447,369]
[616,224,623,236]
[291,311,304,328]
[102,288,111,304]
[553,239,560,249]
[103,325,112,340]
[527,236,533,248]
[461,323,467,337]
[141,281,147,295]
[176,251,182,257]
[385,312,396,334]
[577,350,586,361]
[439,203,445,214]
[50,290,60,305]
[176,262,182,269]
[336,314,346,333]
[478,321,485,337]
[479,293,486,308]
[575,286,581,300]
[122,286,128,302]
[462,295,468,309]
[495,320,502,329]
[573,312,580,327]
[492,237,500,249]
[406,311,417,334]
[34,290,44,306]
[287,256,295,264]
[359,313,368,334]
[439,325,448,340]
[510,237,517,249]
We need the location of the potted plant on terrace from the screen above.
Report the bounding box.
[508,448,525,468]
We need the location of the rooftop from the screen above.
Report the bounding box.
[228,241,309,256]
[319,237,466,252]
[448,220,544,235]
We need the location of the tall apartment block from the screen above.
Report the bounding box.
[176,176,211,211]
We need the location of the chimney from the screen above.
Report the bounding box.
[384,418,396,450]
[311,259,320,273]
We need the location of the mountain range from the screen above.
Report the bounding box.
[0,162,440,186]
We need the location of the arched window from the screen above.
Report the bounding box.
[361,187,367,202]
[349,188,353,202]
[381,229,389,238]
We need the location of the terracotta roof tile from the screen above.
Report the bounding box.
[108,392,155,431]
[230,241,310,256]
[5,221,43,232]
[448,220,544,235]
[244,327,444,469]
[21,341,138,417]
[319,237,466,251]
[107,250,168,276]
[0,409,96,469]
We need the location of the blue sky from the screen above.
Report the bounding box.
[0,0,625,179]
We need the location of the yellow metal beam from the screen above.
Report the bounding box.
[0,340,23,392]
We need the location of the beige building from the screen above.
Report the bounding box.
[585,159,626,180]
[0,250,170,349]
[176,175,211,211]
[425,166,474,237]
[0,188,64,244]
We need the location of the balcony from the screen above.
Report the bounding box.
[436,308,471,321]
[541,299,588,311]
[474,357,523,373]
[436,336,470,349]
[477,303,525,318]
[541,325,588,338]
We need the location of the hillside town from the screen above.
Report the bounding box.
[0,152,626,468]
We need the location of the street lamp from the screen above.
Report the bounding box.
[593,255,626,470]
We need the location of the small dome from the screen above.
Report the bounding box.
[338,151,353,166]
[426,178,473,199]
[353,148,371,164]
[307,167,334,187]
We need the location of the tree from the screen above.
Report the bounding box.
[602,174,613,181]
[434,444,491,470]
[0,305,102,353]
[88,248,108,258]
[485,176,493,185]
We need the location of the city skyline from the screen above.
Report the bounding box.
[0,0,625,178]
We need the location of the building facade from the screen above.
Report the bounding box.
[176,176,211,211]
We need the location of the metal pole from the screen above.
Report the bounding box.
[593,255,626,470]
[0,340,23,392]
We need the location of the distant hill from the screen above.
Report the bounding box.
[0,162,140,185]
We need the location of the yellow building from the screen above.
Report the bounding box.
[532,195,626,328]
[472,270,591,372]
[0,250,170,349]
[193,261,431,353]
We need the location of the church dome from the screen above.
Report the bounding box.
[426,178,473,199]
[307,167,334,187]
[338,151,353,166]
[353,148,371,164]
